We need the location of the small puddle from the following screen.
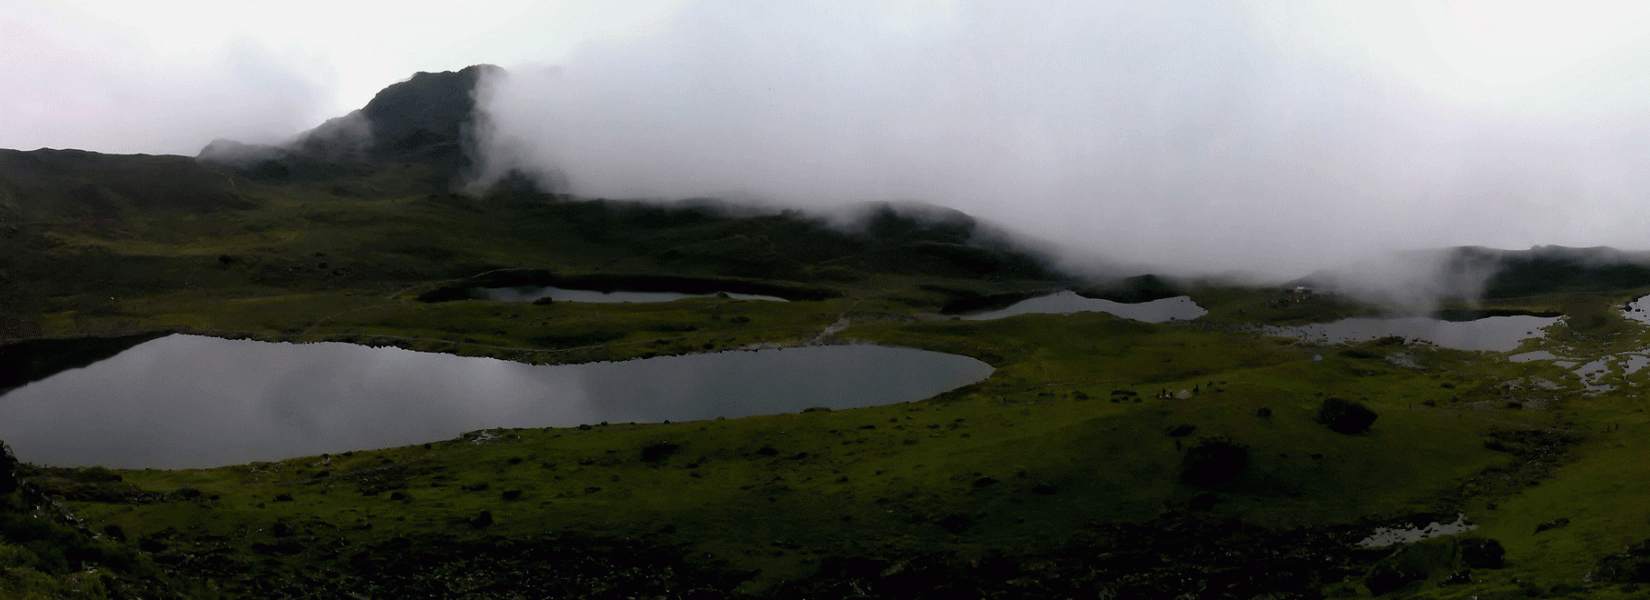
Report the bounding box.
[480,286,787,303]
[1574,358,1615,392]
[962,292,1207,323]
[1266,315,1559,352]
[1357,514,1477,548]
[1508,350,1558,363]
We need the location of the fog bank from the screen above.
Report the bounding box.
[475,0,1650,279]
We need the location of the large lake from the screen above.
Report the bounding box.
[0,335,992,469]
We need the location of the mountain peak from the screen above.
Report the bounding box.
[360,64,499,161]
[198,65,500,180]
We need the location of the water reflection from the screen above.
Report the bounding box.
[480,286,786,303]
[962,292,1207,323]
[1266,315,1559,352]
[0,335,991,469]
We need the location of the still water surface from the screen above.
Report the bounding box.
[480,286,786,303]
[0,335,991,469]
[1266,315,1560,352]
[963,292,1207,323]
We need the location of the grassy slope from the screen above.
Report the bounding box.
[53,314,1564,594]
[6,157,1650,596]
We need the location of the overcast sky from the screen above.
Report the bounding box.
[7,1,1650,277]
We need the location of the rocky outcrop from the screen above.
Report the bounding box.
[198,65,500,183]
[0,440,17,494]
[1594,540,1650,583]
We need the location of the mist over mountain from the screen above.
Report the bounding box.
[197,65,499,184]
[173,58,1650,308]
[460,2,1650,280]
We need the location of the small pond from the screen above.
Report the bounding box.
[1266,315,1560,352]
[0,335,991,469]
[962,292,1207,323]
[1627,295,1650,325]
[480,286,786,303]
[1356,514,1475,548]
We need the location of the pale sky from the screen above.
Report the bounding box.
[6,0,1650,277]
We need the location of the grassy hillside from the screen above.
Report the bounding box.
[6,139,1650,597]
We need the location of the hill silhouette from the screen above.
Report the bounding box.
[197,65,498,185]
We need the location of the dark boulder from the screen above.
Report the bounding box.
[935,514,973,534]
[1188,492,1219,511]
[640,442,680,463]
[1363,538,1457,596]
[1460,538,1505,569]
[1317,397,1378,434]
[1365,561,1426,596]
[1180,437,1249,486]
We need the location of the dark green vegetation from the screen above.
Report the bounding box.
[8,68,1650,598]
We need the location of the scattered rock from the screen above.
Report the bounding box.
[1317,397,1378,434]
[1534,517,1570,534]
[1441,570,1472,585]
[0,441,17,494]
[471,510,494,529]
[1593,539,1650,583]
[273,493,294,502]
[251,538,305,555]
